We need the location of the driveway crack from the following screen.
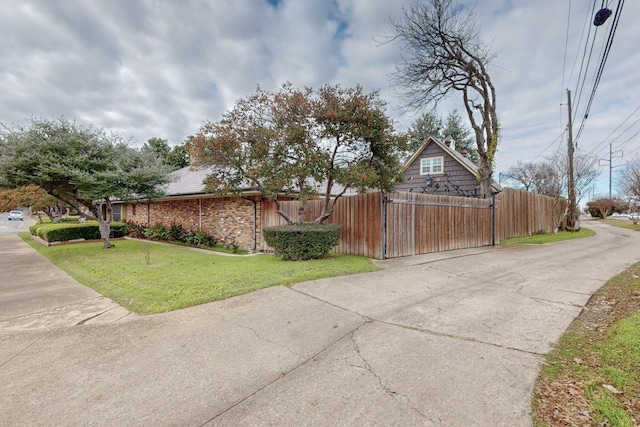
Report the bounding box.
[76,306,118,325]
[218,316,306,359]
[347,329,427,419]
[201,319,369,426]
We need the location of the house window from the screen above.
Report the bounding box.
[420,156,444,175]
[112,204,122,221]
[132,204,137,216]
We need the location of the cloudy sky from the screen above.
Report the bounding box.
[1,0,638,198]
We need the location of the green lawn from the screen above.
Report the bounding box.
[601,218,640,232]
[532,261,640,426]
[20,234,380,315]
[501,227,595,244]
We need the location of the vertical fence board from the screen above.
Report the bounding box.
[259,188,566,259]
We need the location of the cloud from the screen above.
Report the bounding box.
[1,0,638,197]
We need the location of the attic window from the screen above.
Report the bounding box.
[420,156,444,175]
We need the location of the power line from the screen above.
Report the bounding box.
[571,0,600,128]
[574,0,625,145]
[588,104,640,155]
[560,0,573,133]
[530,131,564,163]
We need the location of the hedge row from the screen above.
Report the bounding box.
[263,223,340,260]
[30,221,126,242]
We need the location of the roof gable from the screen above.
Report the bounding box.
[402,136,501,193]
[404,136,475,174]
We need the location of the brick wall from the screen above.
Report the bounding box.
[124,195,262,250]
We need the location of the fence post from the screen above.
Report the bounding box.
[491,193,496,246]
[381,192,387,260]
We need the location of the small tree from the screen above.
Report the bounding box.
[388,0,499,197]
[587,198,619,219]
[548,150,599,208]
[191,83,405,225]
[0,118,171,248]
[505,161,557,194]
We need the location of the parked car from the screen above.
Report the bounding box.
[8,210,24,221]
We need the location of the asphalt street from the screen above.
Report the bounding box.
[1,217,639,426]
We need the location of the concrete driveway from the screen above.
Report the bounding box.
[1,220,639,426]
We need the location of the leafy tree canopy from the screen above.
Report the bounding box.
[405,110,478,164]
[0,117,171,248]
[191,83,406,224]
[142,137,191,170]
[389,0,499,197]
[0,184,67,222]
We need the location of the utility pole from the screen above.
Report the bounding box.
[599,143,624,199]
[567,89,576,228]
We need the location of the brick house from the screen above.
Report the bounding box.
[395,136,501,198]
[118,165,267,251]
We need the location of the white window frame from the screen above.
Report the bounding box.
[420,156,444,175]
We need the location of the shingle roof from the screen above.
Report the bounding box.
[163,165,361,198]
[163,165,215,196]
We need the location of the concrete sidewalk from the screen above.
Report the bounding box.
[1,221,640,426]
[0,234,135,330]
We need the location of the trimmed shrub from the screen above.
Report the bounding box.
[263,223,341,261]
[34,221,126,242]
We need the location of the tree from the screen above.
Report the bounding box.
[0,118,171,248]
[389,0,499,198]
[191,83,405,224]
[548,150,599,207]
[405,111,442,156]
[143,137,171,160]
[617,156,640,200]
[166,138,191,169]
[587,198,620,219]
[442,110,478,164]
[547,151,598,231]
[505,161,557,194]
[143,137,190,170]
[0,185,67,222]
[404,110,478,164]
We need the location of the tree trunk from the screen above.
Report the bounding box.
[477,162,493,199]
[99,220,114,249]
[89,200,115,249]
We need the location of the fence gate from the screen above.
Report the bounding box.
[382,192,494,259]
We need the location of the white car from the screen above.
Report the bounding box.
[8,210,24,221]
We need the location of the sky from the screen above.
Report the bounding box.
[1,0,638,200]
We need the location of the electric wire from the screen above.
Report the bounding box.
[559,0,572,134]
[574,0,625,145]
[530,131,565,163]
[571,0,600,128]
[588,104,640,156]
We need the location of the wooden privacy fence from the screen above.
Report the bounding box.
[260,187,567,259]
[260,192,384,258]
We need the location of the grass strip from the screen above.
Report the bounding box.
[532,261,640,426]
[501,227,595,244]
[20,233,380,315]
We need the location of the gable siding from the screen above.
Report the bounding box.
[396,143,481,197]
